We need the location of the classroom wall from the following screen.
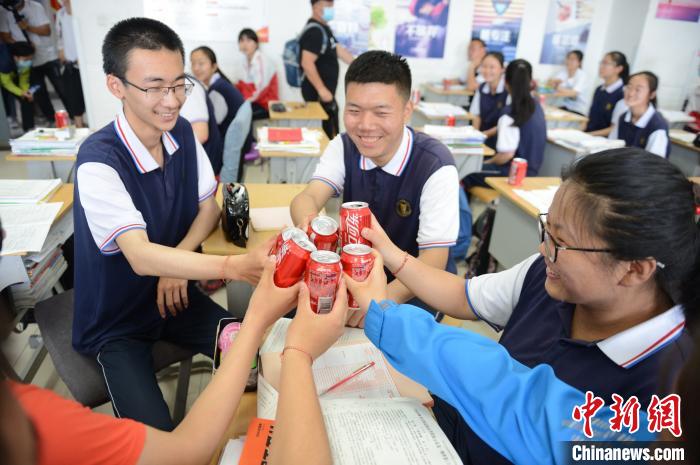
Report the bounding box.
[632,0,700,110]
[71,0,696,129]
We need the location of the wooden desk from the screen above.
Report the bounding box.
[48,183,73,222]
[669,130,700,177]
[5,153,77,181]
[422,82,474,106]
[486,177,561,268]
[258,129,330,184]
[207,392,257,465]
[544,105,588,130]
[269,101,328,128]
[411,105,474,128]
[201,183,306,256]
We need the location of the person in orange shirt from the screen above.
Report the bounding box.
[0,220,349,465]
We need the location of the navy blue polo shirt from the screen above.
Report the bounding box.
[72,109,217,355]
[472,80,508,149]
[458,254,691,465]
[496,100,547,176]
[585,79,624,132]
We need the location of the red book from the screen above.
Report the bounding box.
[268,128,303,143]
[238,418,276,465]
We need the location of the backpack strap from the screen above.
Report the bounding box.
[300,22,328,55]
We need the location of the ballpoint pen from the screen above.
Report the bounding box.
[319,361,376,397]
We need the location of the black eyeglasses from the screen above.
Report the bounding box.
[120,77,194,100]
[537,213,613,263]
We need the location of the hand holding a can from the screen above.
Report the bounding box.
[286,281,349,360]
[243,256,301,332]
[232,236,277,285]
[354,214,405,274]
[343,250,388,326]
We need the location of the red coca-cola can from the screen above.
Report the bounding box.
[270,227,307,255]
[442,78,450,91]
[54,110,69,128]
[446,115,456,126]
[340,201,371,247]
[305,250,341,314]
[508,158,528,186]
[341,244,375,310]
[307,216,339,252]
[274,233,316,288]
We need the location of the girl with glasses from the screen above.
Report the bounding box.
[585,51,629,136]
[609,71,670,158]
[348,148,698,465]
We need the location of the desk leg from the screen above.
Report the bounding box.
[488,197,540,269]
[541,142,577,177]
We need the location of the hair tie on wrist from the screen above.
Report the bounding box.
[281,346,313,363]
[392,252,409,276]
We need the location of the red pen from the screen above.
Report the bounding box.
[319,361,376,396]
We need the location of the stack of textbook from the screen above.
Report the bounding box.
[423,124,486,154]
[10,127,89,156]
[256,127,322,154]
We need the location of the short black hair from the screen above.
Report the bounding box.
[470,38,486,48]
[238,28,258,44]
[102,17,184,78]
[345,50,412,101]
[567,49,583,65]
[8,41,34,57]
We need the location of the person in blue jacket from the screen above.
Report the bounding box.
[349,148,698,465]
[463,59,546,190]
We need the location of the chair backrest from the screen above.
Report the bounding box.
[34,290,194,408]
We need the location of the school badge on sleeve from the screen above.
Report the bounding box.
[606,103,612,111]
[396,199,412,217]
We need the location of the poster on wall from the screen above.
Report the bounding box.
[471,0,525,63]
[143,0,269,43]
[394,0,451,58]
[655,0,700,22]
[539,0,595,65]
[329,0,396,55]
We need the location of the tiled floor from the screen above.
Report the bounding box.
[2,153,497,420]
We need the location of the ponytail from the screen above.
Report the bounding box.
[191,45,232,83]
[607,51,629,84]
[505,59,534,127]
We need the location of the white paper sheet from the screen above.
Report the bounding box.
[512,186,559,214]
[0,179,61,204]
[249,207,294,232]
[417,102,468,117]
[256,373,279,420]
[217,438,245,465]
[0,203,62,255]
[321,397,462,465]
[314,343,400,399]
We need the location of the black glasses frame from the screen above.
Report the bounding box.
[120,77,194,98]
[537,213,613,263]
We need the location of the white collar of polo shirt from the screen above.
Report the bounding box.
[596,305,686,369]
[359,126,413,177]
[604,78,623,94]
[113,107,180,174]
[481,76,505,95]
[210,72,221,86]
[623,104,656,128]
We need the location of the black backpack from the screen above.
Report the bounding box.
[465,205,499,277]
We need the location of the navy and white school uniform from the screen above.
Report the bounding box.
[180,77,223,173]
[469,76,509,149]
[495,99,547,176]
[609,104,670,157]
[73,108,228,431]
[311,126,459,275]
[433,254,691,465]
[585,78,624,132]
[207,72,245,139]
[553,68,589,115]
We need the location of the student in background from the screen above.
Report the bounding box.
[548,49,588,115]
[236,28,278,120]
[464,59,546,190]
[0,242,340,465]
[0,41,34,132]
[585,51,628,136]
[609,71,670,158]
[291,50,459,312]
[353,148,698,465]
[55,0,86,128]
[465,38,487,91]
[469,51,507,149]
[191,45,251,182]
[180,76,223,175]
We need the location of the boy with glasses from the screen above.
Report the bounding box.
[73,17,269,430]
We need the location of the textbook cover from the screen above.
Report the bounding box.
[238,418,275,465]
